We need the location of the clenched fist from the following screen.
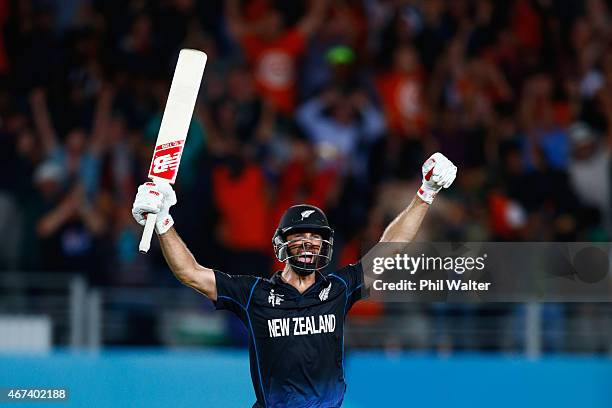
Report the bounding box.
[417,152,457,204]
[132,181,177,235]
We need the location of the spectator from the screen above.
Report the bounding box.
[376,45,428,138]
[33,162,105,275]
[567,122,611,236]
[225,0,327,114]
[211,142,271,277]
[296,86,385,177]
[518,73,570,171]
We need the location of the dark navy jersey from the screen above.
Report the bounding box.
[212,262,366,408]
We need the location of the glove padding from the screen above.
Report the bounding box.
[131,181,177,235]
[417,152,457,204]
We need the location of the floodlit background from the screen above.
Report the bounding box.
[0,0,611,406]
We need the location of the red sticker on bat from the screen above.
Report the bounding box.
[148,140,184,183]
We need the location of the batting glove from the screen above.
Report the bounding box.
[131,181,177,235]
[417,152,457,204]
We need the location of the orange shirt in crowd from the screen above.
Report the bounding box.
[376,71,427,136]
[212,164,269,252]
[512,0,541,52]
[244,0,270,21]
[488,192,525,240]
[270,159,338,232]
[241,29,307,114]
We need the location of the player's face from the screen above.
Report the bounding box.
[286,232,323,264]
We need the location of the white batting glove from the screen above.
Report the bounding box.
[131,181,177,235]
[417,152,457,204]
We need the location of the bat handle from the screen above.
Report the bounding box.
[139,213,157,254]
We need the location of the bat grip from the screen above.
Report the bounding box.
[139,213,157,254]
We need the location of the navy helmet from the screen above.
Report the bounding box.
[272,204,334,275]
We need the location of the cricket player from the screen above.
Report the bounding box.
[131,152,457,407]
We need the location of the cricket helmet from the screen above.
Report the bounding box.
[272,204,334,275]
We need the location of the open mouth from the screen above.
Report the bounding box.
[297,251,316,263]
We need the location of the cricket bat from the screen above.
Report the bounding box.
[138,49,207,253]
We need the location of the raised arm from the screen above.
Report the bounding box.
[360,153,457,289]
[225,0,251,39]
[159,228,218,300]
[89,84,114,155]
[132,182,218,300]
[297,0,328,37]
[37,186,81,237]
[351,91,385,142]
[379,196,430,242]
[29,88,58,154]
[380,152,457,242]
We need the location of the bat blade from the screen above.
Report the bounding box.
[148,49,207,184]
[139,49,207,254]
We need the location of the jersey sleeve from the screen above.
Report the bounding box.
[333,261,368,311]
[212,270,260,316]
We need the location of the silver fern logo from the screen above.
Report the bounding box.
[301,210,315,220]
[319,282,332,301]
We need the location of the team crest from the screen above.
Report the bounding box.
[319,282,332,302]
[301,210,315,220]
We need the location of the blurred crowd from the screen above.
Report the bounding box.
[1,0,612,292]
